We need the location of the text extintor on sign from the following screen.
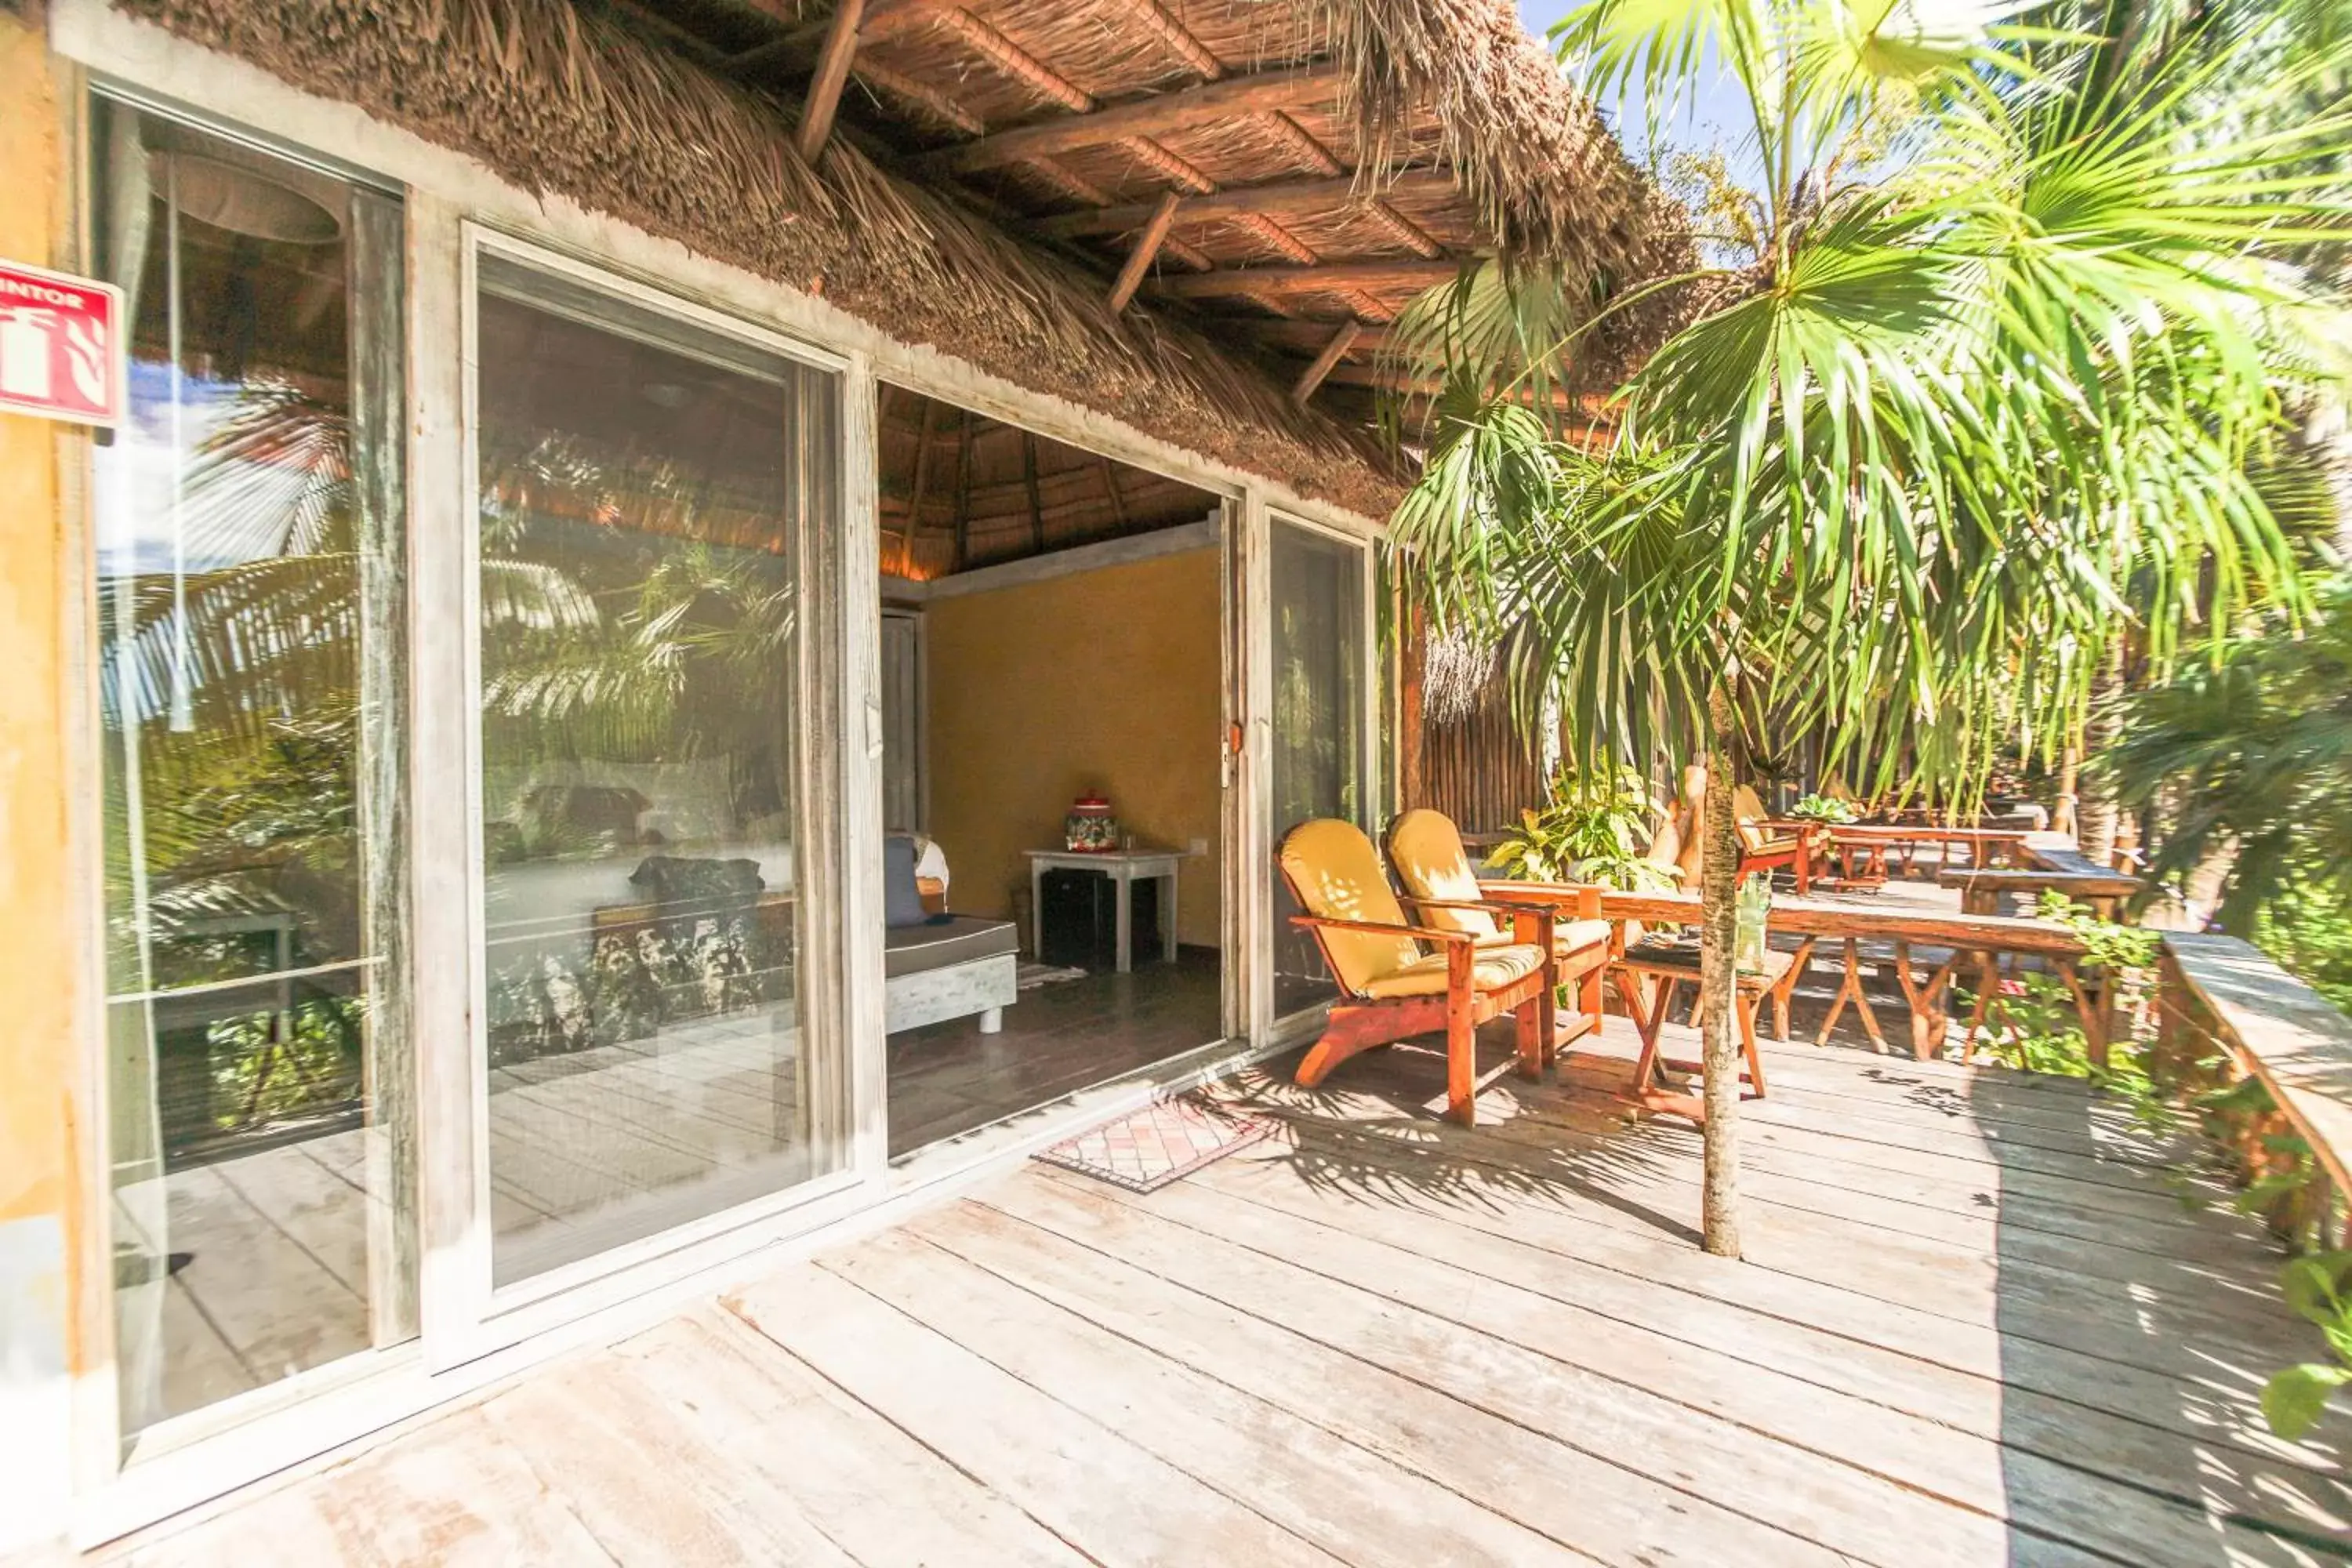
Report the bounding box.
[0,259,127,429]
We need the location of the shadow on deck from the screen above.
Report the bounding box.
[103,1020,2352,1568]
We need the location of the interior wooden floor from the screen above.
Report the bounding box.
[106,1011,2351,1567]
[887,948,1222,1158]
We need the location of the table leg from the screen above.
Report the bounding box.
[1031,864,1045,961]
[1163,869,1179,964]
[1114,870,1133,974]
[1774,938,1816,1042]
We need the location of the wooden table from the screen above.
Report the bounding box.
[1826,824,2030,887]
[1025,848,1180,973]
[1596,887,2100,1062]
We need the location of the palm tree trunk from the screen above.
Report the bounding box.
[1699,681,1743,1258]
[2052,742,2080,837]
[2075,640,2127,865]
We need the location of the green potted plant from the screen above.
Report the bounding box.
[1487,768,1676,892]
[1788,793,1859,827]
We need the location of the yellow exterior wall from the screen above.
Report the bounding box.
[0,16,85,1557]
[924,547,1224,949]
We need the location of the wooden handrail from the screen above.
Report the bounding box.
[2161,933,2352,1233]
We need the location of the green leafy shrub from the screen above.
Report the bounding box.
[1788,793,1859,826]
[2263,1252,2352,1440]
[1488,768,1675,891]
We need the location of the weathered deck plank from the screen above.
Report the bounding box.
[100,1030,2350,1568]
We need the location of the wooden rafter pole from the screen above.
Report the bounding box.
[932,9,1091,111]
[952,409,975,572]
[1109,192,1181,314]
[1035,170,1458,239]
[1096,456,1131,531]
[1138,0,1221,78]
[797,0,866,161]
[916,67,1337,176]
[1153,259,1457,299]
[853,62,985,136]
[1292,320,1362,405]
[904,396,938,565]
[1022,432,1045,553]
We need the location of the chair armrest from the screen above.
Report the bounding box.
[1289,913,1472,945]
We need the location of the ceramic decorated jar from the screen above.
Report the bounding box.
[1065,793,1118,852]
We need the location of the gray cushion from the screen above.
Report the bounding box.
[884,916,1018,978]
[884,835,927,928]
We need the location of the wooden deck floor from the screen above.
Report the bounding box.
[107,1022,2352,1567]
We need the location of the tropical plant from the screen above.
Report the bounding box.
[2109,575,2352,933]
[1487,767,1675,890]
[1381,0,2350,1254]
[1787,793,1857,826]
[2263,1251,2352,1440]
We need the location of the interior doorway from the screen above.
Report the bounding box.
[873,384,1231,1157]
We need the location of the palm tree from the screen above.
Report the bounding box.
[1385,0,2350,1254]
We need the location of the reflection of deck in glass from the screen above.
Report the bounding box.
[117,1007,810,1419]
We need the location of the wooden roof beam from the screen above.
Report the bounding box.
[1035,169,1457,238]
[796,0,866,161]
[1292,320,1363,405]
[1109,192,1181,313]
[916,67,1340,176]
[1152,259,1457,299]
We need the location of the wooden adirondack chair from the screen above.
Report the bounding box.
[1731,782,1817,893]
[1383,808,1611,1054]
[1276,818,1559,1126]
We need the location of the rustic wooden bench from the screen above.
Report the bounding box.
[1939,830,2143,918]
[2161,933,2352,1247]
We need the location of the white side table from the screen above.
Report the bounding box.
[1025,848,1181,974]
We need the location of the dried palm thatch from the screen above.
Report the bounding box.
[1299,0,1667,281]
[122,0,1407,514]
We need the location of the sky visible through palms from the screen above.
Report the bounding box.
[1515,0,1758,181]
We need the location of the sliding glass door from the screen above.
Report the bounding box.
[466,246,848,1292]
[93,101,412,1439]
[1266,517,1371,1020]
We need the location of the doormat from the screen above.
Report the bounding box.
[1033,1095,1275,1193]
[1017,962,1089,990]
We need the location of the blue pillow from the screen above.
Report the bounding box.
[884,836,927,928]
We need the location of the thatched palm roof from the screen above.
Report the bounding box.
[122,0,1678,515]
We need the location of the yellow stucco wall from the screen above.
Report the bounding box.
[923,547,1225,950]
[0,16,85,1555]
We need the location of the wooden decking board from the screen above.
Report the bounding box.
[1450,1065,2274,1279]
[904,1196,1846,1567]
[820,1225,1596,1567]
[1040,1163,2334,1562]
[1487,1088,2290,1300]
[1244,1061,2306,1356]
[1163,1142,2352,1544]
[103,1024,2352,1568]
[477,1362,860,1566]
[722,1262,1352,1566]
[1245,1104,2350,1461]
[986,1179,2031,1567]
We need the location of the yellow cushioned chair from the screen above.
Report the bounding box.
[1276,818,1559,1125]
[1385,808,1613,1055]
[1729,782,1816,893]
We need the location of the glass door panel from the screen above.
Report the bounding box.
[92,102,412,1438]
[1267,519,1367,1019]
[471,254,842,1287]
